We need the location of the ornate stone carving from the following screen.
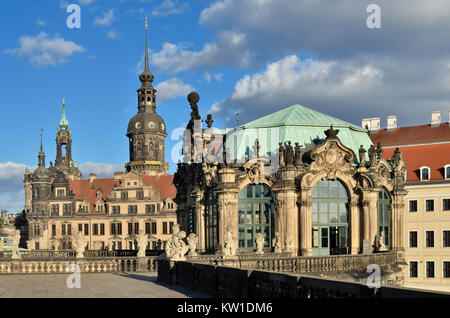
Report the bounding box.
[294,143,303,166]
[284,141,294,166]
[73,232,88,259]
[202,162,218,187]
[274,197,286,210]
[278,143,285,167]
[187,233,198,257]
[164,224,189,261]
[10,230,21,259]
[368,145,377,168]
[358,145,367,168]
[297,199,312,207]
[222,225,237,257]
[272,233,282,253]
[255,233,265,254]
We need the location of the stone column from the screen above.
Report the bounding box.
[297,197,312,256]
[362,200,370,241]
[349,200,360,254]
[367,191,379,250]
[216,168,238,250]
[392,189,407,259]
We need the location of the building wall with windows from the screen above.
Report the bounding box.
[370,112,450,292]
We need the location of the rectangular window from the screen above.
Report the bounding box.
[121,191,128,200]
[444,262,450,278]
[312,227,319,248]
[409,200,418,212]
[410,261,418,278]
[409,231,418,248]
[145,222,151,235]
[163,222,168,234]
[152,222,157,234]
[112,206,120,215]
[78,224,82,232]
[84,224,89,236]
[443,231,450,247]
[426,261,435,278]
[68,224,72,236]
[117,223,122,235]
[443,199,450,211]
[62,224,66,236]
[157,203,161,213]
[137,190,144,199]
[145,204,155,214]
[134,222,139,235]
[128,223,133,235]
[52,224,56,236]
[100,223,105,236]
[63,204,71,216]
[425,200,434,212]
[51,204,60,216]
[57,189,65,197]
[111,223,116,235]
[169,222,174,234]
[93,224,99,236]
[128,205,137,215]
[426,231,434,248]
[117,241,122,250]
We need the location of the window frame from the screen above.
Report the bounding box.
[420,166,431,181]
[426,261,435,278]
[425,199,435,212]
[409,261,419,278]
[444,164,450,180]
[442,198,450,211]
[443,261,450,278]
[408,200,418,213]
[425,230,434,248]
[409,230,418,248]
[443,230,450,247]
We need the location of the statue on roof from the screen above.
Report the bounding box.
[278,143,285,167]
[284,141,294,166]
[368,145,377,168]
[294,142,302,166]
[376,142,383,159]
[359,145,367,168]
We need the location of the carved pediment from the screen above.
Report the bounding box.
[308,137,355,175]
[237,158,272,186]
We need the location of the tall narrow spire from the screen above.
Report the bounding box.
[38,129,45,167]
[139,16,154,85]
[59,98,69,130]
[40,128,43,150]
[144,16,149,73]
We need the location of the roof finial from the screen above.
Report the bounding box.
[40,128,43,150]
[59,98,69,130]
[144,16,149,73]
[145,15,148,32]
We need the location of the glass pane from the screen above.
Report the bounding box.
[339,227,347,248]
[329,180,338,187]
[329,213,338,223]
[238,190,245,199]
[339,203,346,212]
[319,185,328,198]
[255,185,262,198]
[312,212,318,223]
[264,227,270,247]
[312,227,319,247]
[319,203,328,213]
[339,212,347,223]
[319,213,328,224]
[255,203,260,213]
[321,228,328,248]
[329,203,338,213]
[247,185,253,198]
[312,203,318,213]
[329,187,338,198]
[263,185,271,197]
[255,213,260,224]
[312,185,318,197]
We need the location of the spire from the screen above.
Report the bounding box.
[59,98,69,130]
[139,16,154,85]
[38,129,45,167]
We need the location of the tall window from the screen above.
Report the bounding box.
[378,188,391,248]
[238,184,274,249]
[410,261,418,278]
[204,187,219,252]
[128,205,138,215]
[420,167,430,181]
[111,223,116,235]
[93,224,99,236]
[409,200,418,212]
[426,261,435,278]
[152,222,157,234]
[444,262,450,278]
[63,204,71,216]
[100,224,105,235]
[145,222,151,235]
[443,199,450,211]
[311,179,349,256]
[51,204,59,216]
[445,165,450,180]
[426,231,434,248]
[409,231,418,248]
[425,199,434,212]
[443,231,450,247]
[163,222,168,234]
[52,224,56,236]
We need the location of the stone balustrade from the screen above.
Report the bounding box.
[158,259,450,298]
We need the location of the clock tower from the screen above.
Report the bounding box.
[125,19,169,175]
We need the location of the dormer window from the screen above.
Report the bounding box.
[420,166,431,181]
[445,165,450,180]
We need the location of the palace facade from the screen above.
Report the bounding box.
[174,98,408,259]
[23,26,177,251]
[368,111,450,292]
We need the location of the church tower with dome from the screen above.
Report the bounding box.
[125,19,169,176]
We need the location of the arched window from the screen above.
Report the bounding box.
[378,188,391,248]
[445,165,450,180]
[420,166,430,181]
[204,188,218,252]
[238,184,274,249]
[311,179,349,256]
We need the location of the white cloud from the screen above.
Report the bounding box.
[4,32,85,68]
[151,0,189,17]
[155,78,194,102]
[204,72,212,84]
[207,101,222,115]
[94,9,116,26]
[214,73,223,82]
[150,31,249,74]
[36,19,48,27]
[78,0,95,4]
[0,162,33,214]
[107,30,120,39]
[79,162,124,177]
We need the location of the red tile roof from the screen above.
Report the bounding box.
[370,123,450,147]
[381,144,450,183]
[142,174,176,200]
[68,174,177,213]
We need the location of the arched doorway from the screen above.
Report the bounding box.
[311,179,350,256]
[204,187,218,252]
[378,188,391,248]
[238,184,274,249]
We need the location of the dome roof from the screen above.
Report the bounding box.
[127,112,167,137]
[33,165,50,179]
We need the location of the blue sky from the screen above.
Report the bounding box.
[1,0,450,213]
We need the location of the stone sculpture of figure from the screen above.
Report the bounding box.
[187,92,201,131]
[359,145,367,168]
[272,233,282,253]
[136,230,148,257]
[378,230,388,252]
[253,139,261,159]
[205,114,214,129]
[11,230,21,259]
[0,238,4,252]
[368,145,377,167]
[376,142,383,160]
[255,233,265,254]
[73,232,88,259]
[278,143,285,167]
[164,224,189,260]
[294,143,302,166]
[186,233,198,257]
[285,239,294,254]
[391,147,404,172]
[223,225,237,257]
[284,141,294,166]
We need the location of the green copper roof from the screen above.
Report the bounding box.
[225,104,372,164]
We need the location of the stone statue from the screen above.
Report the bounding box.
[164,224,189,261]
[136,230,148,257]
[272,233,282,253]
[223,225,237,257]
[377,230,388,252]
[359,145,367,168]
[285,239,294,254]
[368,145,377,167]
[0,238,4,252]
[278,143,285,167]
[255,233,265,254]
[10,230,21,259]
[186,233,198,257]
[294,143,302,166]
[73,232,88,259]
[205,114,214,129]
[376,142,383,159]
[187,92,201,131]
[391,147,404,172]
[284,141,294,166]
